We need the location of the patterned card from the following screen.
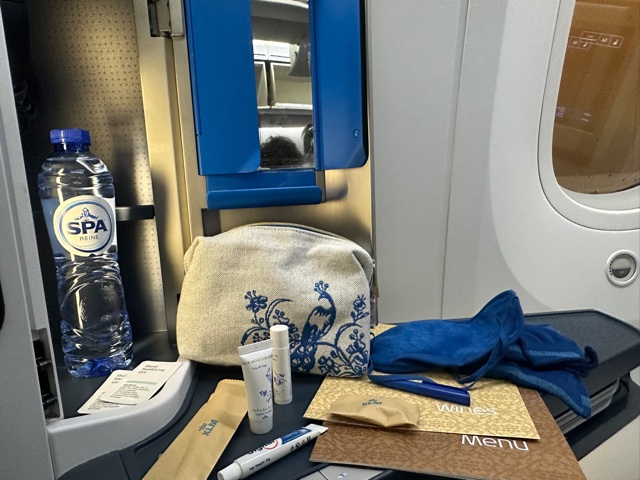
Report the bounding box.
[310,388,586,480]
[304,371,539,439]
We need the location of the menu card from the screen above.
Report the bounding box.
[310,388,585,480]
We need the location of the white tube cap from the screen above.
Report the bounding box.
[270,324,289,349]
[217,462,242,480]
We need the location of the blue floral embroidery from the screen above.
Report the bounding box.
[245,290,268,313]
[241,292,300,345]
[240,281,369,377]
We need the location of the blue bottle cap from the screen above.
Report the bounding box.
[50,128,91,145]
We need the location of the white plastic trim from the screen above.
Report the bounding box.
[564,186,640,212]
[47,358,195,478]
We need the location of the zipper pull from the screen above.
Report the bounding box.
[369,258,379,328]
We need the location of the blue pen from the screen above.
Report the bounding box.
[382,378,471,406]
[367,362,471,406]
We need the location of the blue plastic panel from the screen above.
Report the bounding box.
[184,0,366,209]
[185,0,261,175]
[206,169,323,209]
[311,0,366,170]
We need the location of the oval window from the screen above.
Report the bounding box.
[553,0,639,200]
[540,0,639,230]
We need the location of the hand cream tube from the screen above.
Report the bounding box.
[270,324,292,404]
[238,339,274,434]
[217,424,328,480]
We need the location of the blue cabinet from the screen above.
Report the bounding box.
[184,0,366,209]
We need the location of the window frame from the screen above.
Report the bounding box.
[538,0,639,232]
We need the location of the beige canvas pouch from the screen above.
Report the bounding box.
[177,223,374,377]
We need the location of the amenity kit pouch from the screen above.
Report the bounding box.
[177,223,375,377]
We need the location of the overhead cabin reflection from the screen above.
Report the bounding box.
[251,0,315,170]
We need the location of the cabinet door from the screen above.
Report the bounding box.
[184,0,366,209]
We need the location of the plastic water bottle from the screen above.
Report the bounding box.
[38,128,133,378]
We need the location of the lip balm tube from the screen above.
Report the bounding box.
[270,324,292,405]
[238,339,274,434]
[217,424,328,480]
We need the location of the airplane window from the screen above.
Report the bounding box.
[552,0,639,196]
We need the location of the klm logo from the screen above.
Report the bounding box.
[66,207,109,237]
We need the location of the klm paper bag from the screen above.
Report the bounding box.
[177,224,374,377]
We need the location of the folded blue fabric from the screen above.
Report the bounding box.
[486,324,597,417]
[370,290,598,418]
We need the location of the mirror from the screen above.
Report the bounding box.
[251,0,315,169]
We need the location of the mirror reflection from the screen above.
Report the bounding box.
[251,0,314,169]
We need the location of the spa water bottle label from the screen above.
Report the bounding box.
[53,195,116,256]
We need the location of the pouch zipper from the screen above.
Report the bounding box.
[241,222,355,243]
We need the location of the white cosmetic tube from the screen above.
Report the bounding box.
[238,339,274,434]
[270,324,292,404]
[217,424,328,480]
